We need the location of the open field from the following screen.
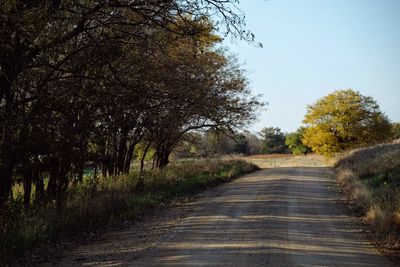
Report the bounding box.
[244,154,331,168]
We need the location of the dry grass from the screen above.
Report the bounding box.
[334,143,400,249]
[1,158,259,265]
[245,154,292,159]
[244,153,331,169]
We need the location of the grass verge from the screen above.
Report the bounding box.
[0,159,259,265]
[334,143,400,251]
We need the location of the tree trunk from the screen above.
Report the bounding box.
[155,143,172,168]
[76,153,85,183]
[111,133,118,176]
[34,169,45,203]
[0,138,15,205]
[116,130,128,174]
[123,141,136,173]
[23,168,33,208]
[102,157,108,177]
[56,159,69,208]
[137,142,151,190]
[140,142,151,174]
[100,143,108,177]
[157,151,171,168]
[0,162,14,205]
[0,76,16,206]
[94,163,98,178]
[47,159,58,201]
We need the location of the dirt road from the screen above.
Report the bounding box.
[54,166,394,266]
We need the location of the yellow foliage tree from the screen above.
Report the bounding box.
[302,89,392,156]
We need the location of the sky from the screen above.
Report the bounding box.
[223,0,400,133]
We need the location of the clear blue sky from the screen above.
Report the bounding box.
[224,0,400,133]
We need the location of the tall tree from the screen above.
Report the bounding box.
[234,134,248,154]
[259,127,288,154]
[302,89,392,156]
[391,123,400,139]
[0,0,263,206]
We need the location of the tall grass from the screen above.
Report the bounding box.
[334,143,400,249]
[0,159,258,264]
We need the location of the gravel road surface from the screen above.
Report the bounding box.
[53,166,394,266]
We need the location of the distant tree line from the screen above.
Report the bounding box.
[188,89,398,158]
[0,1,263,207]
[173,128,293,157]
[173,130,263,157]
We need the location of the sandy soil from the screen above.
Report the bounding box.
[49,163,395,266]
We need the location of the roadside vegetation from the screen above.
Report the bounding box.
[334,143,400,249]
[0,159,258,264]
[0,1,263,208]
[0,1,268,263]
[299,89,400,250]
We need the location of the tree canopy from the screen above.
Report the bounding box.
[391,123,400,139]
[259,127,288,154]
[285,127,311,155]
[0,0,263,207]
[302,89,392,156]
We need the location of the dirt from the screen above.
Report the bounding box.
[47,164,395,266]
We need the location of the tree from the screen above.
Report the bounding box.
[0,1,263,206]
[302,89,392,156]
[285,127,311,155]
[142,24,261,167]
[244,131,262,155]
[391,123,400,139]
[234,134,248,154]
[259,127,288,154]
[201,130,236,156]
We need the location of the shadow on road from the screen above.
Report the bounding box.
[56,167,394,266]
